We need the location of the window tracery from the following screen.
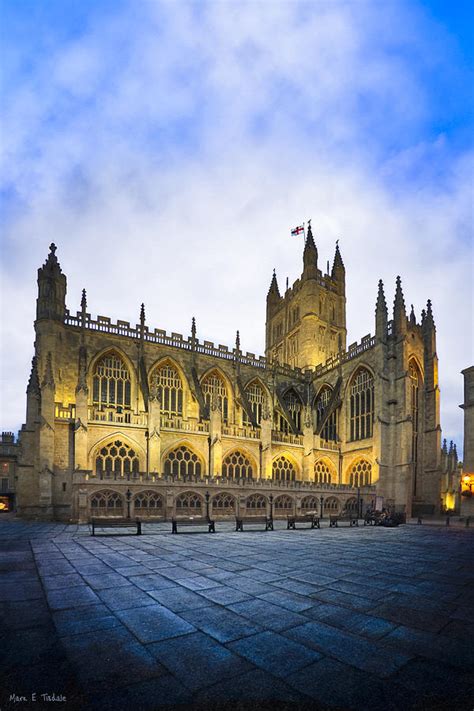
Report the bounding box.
[134,491,163,512]
[164,446,202,478]
[350,368,374,441]
[244,382,266,426]
[201,372,229,422]
[92,352,131,409]
[315,386,337,442]
[150,362,183,417]
[95,441,139,478]
[314,460,334,484]
[222,451,253,479]
[272,455,297,481]
[348,459,372,487]
[90,490,123,515]
[175,491,202,515]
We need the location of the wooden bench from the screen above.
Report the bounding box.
[235,516,273,532]
[329,515,359,527]
[171,517,215,533]
[287,514,320,530]
[91,518,142,536]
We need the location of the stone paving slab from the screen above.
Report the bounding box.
[0,519,473,711]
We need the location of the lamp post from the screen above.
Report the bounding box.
[205,490,210,521]
[357,486,361,519]
[320,495,324,519]
[269,494,274,520]
[126,488,132,519]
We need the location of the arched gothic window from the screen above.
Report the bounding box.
[90,490,123,516]
[92,352,131,410]
[150,362,183,417]
[350,368,374,441]
[283,389,303,432]
[246,494,267,512]
[175,491,202,516]
[301,496,319,511]
[212,493,236,514]
[272,455,297,482]
[315,386,337,442]
[345,497,358,514]
[164,446,202,479]
[222,451,253,480]
[274,495,294,513]
[348,459,372,487]
[243,381,266,426]
[409,360,421,495]
[201,372,229,422]
[95,441,139,478]
[314,460,334,484]
[134,491,164,513]
[324,496,340,513]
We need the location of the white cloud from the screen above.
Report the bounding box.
[1,0,472,450]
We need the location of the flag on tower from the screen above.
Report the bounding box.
[291,225,304,236]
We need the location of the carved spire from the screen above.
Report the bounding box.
[235,330,241,353]
[331,240,344,275]
[42,352,55,390]
[393,276,407,336]
[375,279,388,339]
[409,304,416,327]
[425,299,435,330]
[140,303,146,327]
[81,288,87,313]
[303,220,318,277]
[267,269,281,300]
[442,438,448,454]
[27,356,40,395]
[76,345,88,394]
[36,243,67,321]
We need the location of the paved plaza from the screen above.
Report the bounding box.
[1,518,473,711]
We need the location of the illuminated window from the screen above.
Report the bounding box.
[92,353,131,409]
[95,441,139,478]
[164,446,202,478]
[150,362,183,417]
[314,460,334,484]
[244,381,266,426]
[315,386,337,442]
[272,455,296,481]
[201,371,229,422]
[348,459,372,486]
[90,490,123,515]
[350,368,374,441]
[175,491,202,515]
[222,451,253,479]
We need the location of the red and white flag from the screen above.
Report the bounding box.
[291,224,304,236]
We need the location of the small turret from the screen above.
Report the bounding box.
[36,243,67,321]
[422,299,436,354]
[375,279,388,340]
[331,241,345,293]
[392,276,407,336]
[409,304,416,327]
[26,356,40,396]
[267,269,281,305]
[302,222,318,279]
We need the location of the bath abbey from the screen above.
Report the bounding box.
[16,226,446,522]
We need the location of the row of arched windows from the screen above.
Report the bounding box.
[94,438,372,485]
[90,489,359,516]
[90,351,389,442]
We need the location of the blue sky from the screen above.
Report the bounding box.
[0,0,473,449]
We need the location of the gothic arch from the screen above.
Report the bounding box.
[346,458,373,487]
[148,357,188,417]
[174,490,204,515]
[347,365,375,442]
[88,347,138,407]
[407,355,424,379]
[162,443,204,478]
[274,494,295,514]
[314,458,337,484]
[221,448,257,479]
[88,431,145,462]
[242,377,270,426]
[272,453,299,481]
[200,367,234,421]
[89,489,124,515]
[344,363,375,397]
[211,492,236,515]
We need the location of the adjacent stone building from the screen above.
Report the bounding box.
[460,366,474,516]
[16,227,444,521]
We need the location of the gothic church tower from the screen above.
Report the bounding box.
[265,224,346,369]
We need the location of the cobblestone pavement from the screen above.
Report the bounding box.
[1,518,473,711]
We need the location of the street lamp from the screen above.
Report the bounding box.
[126,488,132,519]
[320,495,324,519]
[357,486,361,519]
[269,494,274,520]
[205,490,210,521]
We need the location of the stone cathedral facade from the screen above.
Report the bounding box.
[16,226,443,522]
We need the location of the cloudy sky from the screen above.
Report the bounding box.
[1,0,473,449]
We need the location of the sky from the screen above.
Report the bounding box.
[0,0,473,451]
